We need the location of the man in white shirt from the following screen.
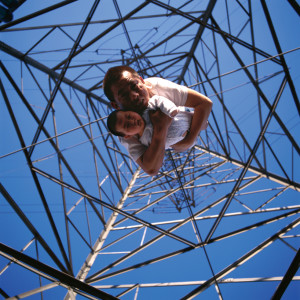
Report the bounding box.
[103,66,213,176]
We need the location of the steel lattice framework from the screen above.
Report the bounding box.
[0,1,299,299]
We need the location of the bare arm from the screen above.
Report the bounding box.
[171,89,212,152]
[136,110,172,176]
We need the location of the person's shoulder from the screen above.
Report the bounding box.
[145,77,171,85]
[144,77,159,87]
[146,77,178,93]
[146,77,187,89]
[145,77,160,82]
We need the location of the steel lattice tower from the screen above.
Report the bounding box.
[0,1,299,299]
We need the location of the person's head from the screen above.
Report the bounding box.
[103,66,152,112]
[107,110,145,138]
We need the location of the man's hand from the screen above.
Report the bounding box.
[136,109,172,176]
[176,89,212,150]
[149,109,173,130]
[171,120,208,152]
[171,136,194,152]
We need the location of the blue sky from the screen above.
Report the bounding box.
[0,1,299,299]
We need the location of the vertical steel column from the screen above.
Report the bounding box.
[75,168,141,283]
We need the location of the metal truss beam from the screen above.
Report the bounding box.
[1,2,299,298]
[0,243,119,300]
[205,75,285,242]
[196,146,300,191]
[271,248,300,300]
[94,276,300,290]
[113,160,227,228]
[0,61,112,226]
[28,0,101,157]
[0,183,68,273]
[74,169,141,285]
[181,217,300,299]
[112,205,300,231]
[261,0,300,115]
[178,0,217,83]
[211,17,300,156]
[287,0,300,16]
[1,10,204,32]
[0,0,77,31]
[85,208,300,283]
[146,0,282,64]
[86,176,262,284]
[32,167,198,248]
[193,57,265,169]
[0,42,108,104]
[0,78,72,274]
[53,1,150,70]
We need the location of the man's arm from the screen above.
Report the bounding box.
[171,89,212,152]
[149,95,179,117]
[136,110,172,176]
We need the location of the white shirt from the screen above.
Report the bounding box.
[119,77,189,161]
[140,101,193,149]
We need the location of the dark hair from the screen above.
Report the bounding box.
[103,66,140,102]
[107,110,125,137]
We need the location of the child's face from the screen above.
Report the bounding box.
[111,71,151,112]
[115,111,145,138]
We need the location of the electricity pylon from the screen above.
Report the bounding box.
[0,1,299,299]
